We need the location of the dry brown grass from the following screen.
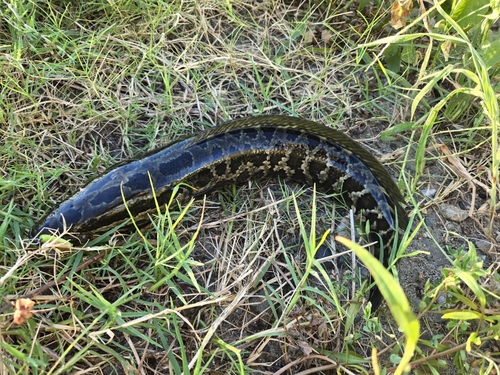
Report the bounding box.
[1,1,499,374]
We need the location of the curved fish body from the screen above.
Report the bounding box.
[33,115,407,239]
[33,115,408,309]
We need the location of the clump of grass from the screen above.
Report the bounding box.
[2,0,499,374]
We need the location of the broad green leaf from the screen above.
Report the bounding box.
[336,236,419,375]
[466,332,481,352]
[454,269,486,310]
[39,234,74,248]
[449,0,490,31]
[480,39,500,69]
[383,43,402,72]
[442,310,483,320]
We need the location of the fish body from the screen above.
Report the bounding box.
[32,115,408,309]
[33,115,407,239]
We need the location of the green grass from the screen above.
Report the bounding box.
[1,0,500,374]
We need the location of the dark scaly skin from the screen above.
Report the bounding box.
[32,115,408,309]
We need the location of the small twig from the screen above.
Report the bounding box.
[378,342,467,375]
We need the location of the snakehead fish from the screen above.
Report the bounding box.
[32,115,407,307]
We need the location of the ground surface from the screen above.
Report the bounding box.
[1,1,499,375]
